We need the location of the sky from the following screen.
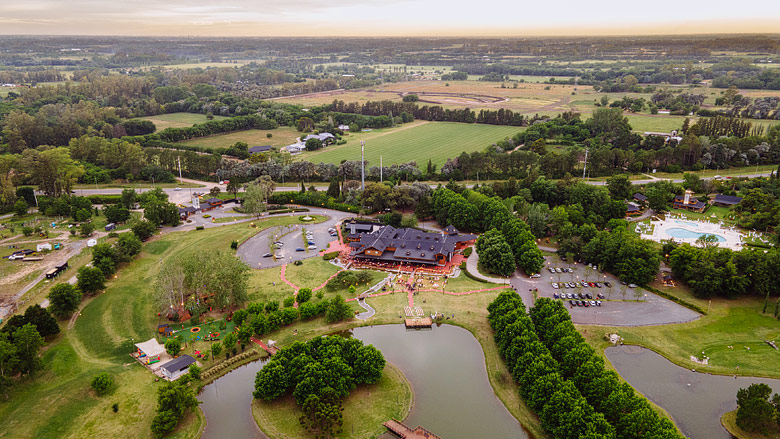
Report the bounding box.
[1,0,779,36]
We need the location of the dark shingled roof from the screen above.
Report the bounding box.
[713,194,743,205]
[204,197,222,204]
[249,145,272,154]
[633,193,648,202]
[160,355,196,373]
[626,204,640,212]
[350,225,475,265]
[443,225,459,234]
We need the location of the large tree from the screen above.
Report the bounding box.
[47,283,82,319]
[13,324,44,376]
[736,383,776,434]
[20,147,84,197]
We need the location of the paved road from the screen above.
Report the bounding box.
[236,208,351,269]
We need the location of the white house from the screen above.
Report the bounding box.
[338,124,350,131]
[160,355,196,381]
[37,243,52,252]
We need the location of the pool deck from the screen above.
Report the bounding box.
[639,215,748,250]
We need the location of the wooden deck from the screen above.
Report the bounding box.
[250,337,278,355]
[384,419,440,439]
[404,317,432,328]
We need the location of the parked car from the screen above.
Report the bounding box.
[308,245,317,250]
[628,284,638,288]
[596,300,602,306]
[583,301,590,307]
[589,300,597,307]
[174,187,182,191]
[597,293,605,299]
[588,282,595,287]
[569,300,575,306]
[548,267,555,273]
[553,293,559,299]
[552,283,559,289]
[604,281,612,287]
[296,247,305,252]
[585,293,592,299]
[530,273,541,278]
[576,300,583,307]
[594,282,602,288]
[263,253,272,258]
[555,268,562,273]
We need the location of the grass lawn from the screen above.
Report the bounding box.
[721,410,779,439]
[0,217,327,439]
[444,272,497,293]
[132,112,228,132]
[625,114,686,133]
[298,121,522,168]
[252,362,412,439]
[175,126,301,150]
[578,282,780,379]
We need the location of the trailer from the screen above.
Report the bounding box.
[104,223,116,232]
[45,261,69,279]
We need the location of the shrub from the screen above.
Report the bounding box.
[322,251,339,261]
[164,338,181,356]
[195,225,204,230]
[463,247,473,257]
[297,288,312,303]
[112,403,119,412]
[283,296,295,307]
[230,240,238,250]
[90,372,114,395]
[22,226,33,236]
[188,364,202,380]
[108,231,119,238]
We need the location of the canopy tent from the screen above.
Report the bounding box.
[135,339,165,364]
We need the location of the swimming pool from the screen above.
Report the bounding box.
[674,220,699,228]
[666,227,726,242]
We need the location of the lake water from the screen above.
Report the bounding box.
[606,345,780,439]
[198,324,527,439]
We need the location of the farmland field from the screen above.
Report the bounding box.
[298,121,522,167]
[175,126,301,150]
[133,112,229,131]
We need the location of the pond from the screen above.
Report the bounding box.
[198,323,527,439]
[606,345,780,439]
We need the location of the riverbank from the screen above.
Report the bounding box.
[251,362,412,439]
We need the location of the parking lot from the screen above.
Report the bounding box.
[510,256,701,326]
[237,209,351,269]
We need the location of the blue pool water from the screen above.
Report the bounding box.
[666,227,726,241]
[674,220,699,228]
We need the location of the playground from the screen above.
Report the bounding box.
[159,319,236,344]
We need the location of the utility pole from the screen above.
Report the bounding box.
[582,147,589,180]
[361,140,365,191]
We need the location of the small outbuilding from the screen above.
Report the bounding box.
[160,355,196,381]
[633,193,648,204]
[135,339,165,365]
[249,145,273,154]
[37,243,52,252]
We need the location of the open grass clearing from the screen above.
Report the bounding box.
[299,121,522,168]
[175,126,301,150]
[132,112,229,132]
[252,362,412,439]
[578,281,780,379]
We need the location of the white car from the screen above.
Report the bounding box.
[174,187,182,191]
[308,245,317,250]
[530,273,541,278]
[551,283,559,289]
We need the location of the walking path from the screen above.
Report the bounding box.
[355,299,375,320]
[249,337,278,356]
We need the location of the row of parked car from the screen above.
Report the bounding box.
[547,266,573,273]
[555,292,605,300]
[552,280,612,289]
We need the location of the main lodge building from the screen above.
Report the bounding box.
[349,225,475,266]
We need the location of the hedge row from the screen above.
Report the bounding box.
[487,291,615,439]
[86,194,122,205]
[529,298,684,439]
[200,349,261,381]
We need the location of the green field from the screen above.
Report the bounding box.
[299,121,522,167]
[580,283,780,379]
[176,126,301,150]
[134,112,229,132]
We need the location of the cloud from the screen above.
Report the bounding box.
[0,0,778,36]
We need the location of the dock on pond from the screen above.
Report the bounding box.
[383,419,440,439]
[404,317,432,328]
